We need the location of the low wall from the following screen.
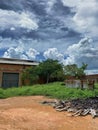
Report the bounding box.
[65,80,88,88]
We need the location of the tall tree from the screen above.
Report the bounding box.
[36,59,64,83]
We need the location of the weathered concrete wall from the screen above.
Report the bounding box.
[65,80,89,89]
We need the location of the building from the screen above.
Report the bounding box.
[0,58,39,88]
[65,74,98,83]
[86,74,98,83]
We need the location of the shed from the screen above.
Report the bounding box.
[0,58,39,88]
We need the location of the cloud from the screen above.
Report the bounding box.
[0,0,81,42]
[3,47,27,59]
[0,9,38,31]
[43,48,64,61]
[46,0,56,13]
[61,0,80,7]
[0,36,72,53]
[19,12,38,30]
[3,43,27,59]
[0,0,98,74]
[61,0,98,40]
[64,37,98,70]
[85,70,98,75]
[0,37,18,48]
[3,44,39,60]
[26,48,39,60]
[73,0,98,38]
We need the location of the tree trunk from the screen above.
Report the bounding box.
[80,80,83,90]
[46,74,50,84]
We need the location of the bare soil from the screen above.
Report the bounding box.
[0,96,98,130]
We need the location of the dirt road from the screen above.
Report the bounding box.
[0,96,98,130]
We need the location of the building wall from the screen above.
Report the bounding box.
[86,74,98,83]
[0,63,32,87]
[65,74,98,83]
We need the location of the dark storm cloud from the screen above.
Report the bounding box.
[22,0,47,16]
[52,0,74,16]
[0,0,47,15]
[0,29,25,39]
[0,0,23,11]
[0,0,80,41]
[66,29,81,37]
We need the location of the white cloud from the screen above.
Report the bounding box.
[0,9,38,31]
[26,48,39,60]
[61,0,98,74]
[63,37,98,70]
[3,47,27,59]
[85,70,98,75]
[46,0,56,13]
[3,43,27,59]
[0,37,24,49]
[3,44,39,60]
[73,0,98,37]
[44,48,64,61]
[61,0,98,38]
[10,27,16,31]
[19,12,38,30]
[61,0,80,7]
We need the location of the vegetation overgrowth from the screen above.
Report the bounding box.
[22,59,87,86]
[0,82,98,99]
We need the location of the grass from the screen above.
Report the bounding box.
[0,82,98,100]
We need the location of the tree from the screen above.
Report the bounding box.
[64,63,88,89]
[64,64,78,77]
[36,59,65,83]
[22,67,39,85]
[75,63,87,79]
[22,59,65,85]
[64,63,87,79]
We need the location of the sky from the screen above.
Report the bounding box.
[0,0,98,74]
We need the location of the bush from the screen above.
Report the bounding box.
[0,82,98,99]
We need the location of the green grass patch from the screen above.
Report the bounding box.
[0,82,98,99]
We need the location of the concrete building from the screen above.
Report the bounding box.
[0,58,39,88]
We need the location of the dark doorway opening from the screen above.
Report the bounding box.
[2,73,19,88]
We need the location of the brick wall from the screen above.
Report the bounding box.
[0,63,32,87]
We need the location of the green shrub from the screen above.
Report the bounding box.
[0,82,98,99]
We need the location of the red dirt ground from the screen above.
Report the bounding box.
[0,96,98,130]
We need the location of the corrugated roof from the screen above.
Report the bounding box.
[0,58,39,66]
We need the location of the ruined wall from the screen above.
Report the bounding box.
[65,80,88,88]
[65,79,95,90]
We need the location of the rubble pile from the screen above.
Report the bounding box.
[41,97,98,118]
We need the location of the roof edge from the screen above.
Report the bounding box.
[0,58,39,66]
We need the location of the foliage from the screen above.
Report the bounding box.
[36,59,65,83]
[0,82,98,99]
[64,64,78,77]
[22,67,39,85]
[76,63,88,79]
[64,63,88,79]
[22,59,65,85]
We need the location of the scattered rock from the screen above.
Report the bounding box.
[41,97,98,118]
